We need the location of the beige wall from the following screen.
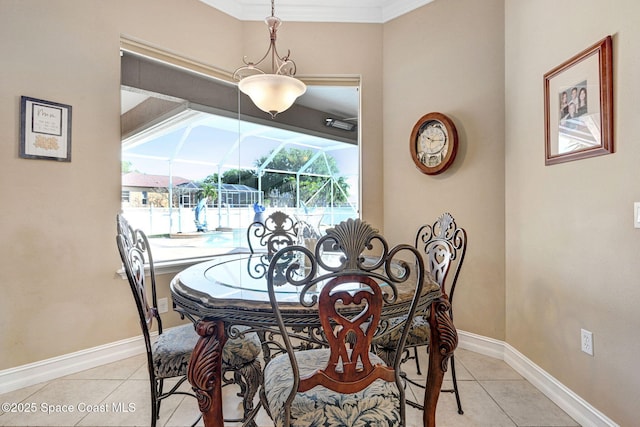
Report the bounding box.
[0,0,382,370]
[0,0,234,368]
[383,0,640,423]
[505,1,640,424]
[382,0,506,340]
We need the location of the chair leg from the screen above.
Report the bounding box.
[156,378,164,419]
[450,355,463,414]
[401,347,464,416]
[150,378,159,427]
[414,346,422,375]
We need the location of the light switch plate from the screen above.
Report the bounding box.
[635,203,640,228]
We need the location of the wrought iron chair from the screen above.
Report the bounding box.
[247,210,300,255]
[115,214,262,427]
[374,212,467,414]
[246,210,323,367]
[260,218,426,426]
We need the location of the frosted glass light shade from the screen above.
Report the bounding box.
[238,74,306,118]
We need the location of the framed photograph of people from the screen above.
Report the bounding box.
[19,96,72,162]
[543,36,613,166]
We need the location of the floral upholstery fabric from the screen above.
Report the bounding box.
[222,326,262,368]
[373,315,430,349]
[152,324,199,379]
[152,323,261,379]
[263,348,401,427]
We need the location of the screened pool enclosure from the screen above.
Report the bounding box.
[120,50,359,260]
[121,98,359,259]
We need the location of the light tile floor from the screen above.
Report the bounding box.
[0,348,579,427]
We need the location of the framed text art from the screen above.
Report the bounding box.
[20,96,72,162]
[543,36,613,166]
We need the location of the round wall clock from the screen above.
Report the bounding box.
[409,112,458,175]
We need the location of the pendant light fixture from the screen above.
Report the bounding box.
[233,0,306,118]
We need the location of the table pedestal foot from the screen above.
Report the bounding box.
[424,298,458,427]
[188,320,227,427]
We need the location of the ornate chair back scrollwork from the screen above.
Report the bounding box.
[372,212,466,414]
[416,212,467,306]
[260,218,426,427]
[116,214,262,427]
[414,212,467,414]
[247,210,300,255]
[246,211,301,285]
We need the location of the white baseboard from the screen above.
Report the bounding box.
[458,330,618,427]
[0,329,618,427]
[0,335,147,395]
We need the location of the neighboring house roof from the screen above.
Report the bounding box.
[122,172,191,188]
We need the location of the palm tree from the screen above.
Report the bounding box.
[199,183,217,204]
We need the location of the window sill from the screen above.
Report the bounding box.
[116,255,220,280]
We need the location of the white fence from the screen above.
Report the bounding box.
[121,205,255,235]
[121,205,357,236]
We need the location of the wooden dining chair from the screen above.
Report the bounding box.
[374,212,467,415]
[247,210,300,255]
[260,218,426,426]
[116,214,263,426]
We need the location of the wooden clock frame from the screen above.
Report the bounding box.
[409,112,458,175]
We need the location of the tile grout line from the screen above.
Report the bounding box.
[453,355,521,427]
[73,378,127,427]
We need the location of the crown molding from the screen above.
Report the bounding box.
[199,0,434,23]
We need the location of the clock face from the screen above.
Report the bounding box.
[418,121,448,156]
[410,113,458,175]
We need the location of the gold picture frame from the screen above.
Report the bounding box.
[543,36,613,165]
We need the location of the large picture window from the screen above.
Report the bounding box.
[120,49,360,263]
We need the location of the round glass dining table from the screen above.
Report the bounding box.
[172,252,440,326]
[170,252,457,427]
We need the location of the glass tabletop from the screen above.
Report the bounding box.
[172,251,423,307]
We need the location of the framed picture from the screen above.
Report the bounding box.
[20,96,72,162]
[543,36,613,166]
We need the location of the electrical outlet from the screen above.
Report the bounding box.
[581,329,593,356]
[157,297,169,314]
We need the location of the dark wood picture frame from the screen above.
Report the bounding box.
[20,96,72,162]
[543,36,613,166]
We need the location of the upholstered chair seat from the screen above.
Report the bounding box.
[152,324,199,379]
[373,316,429,366]
[222,327,263,368]
[263,349,401,427]
[374,315,430,350]
[153,324,262,379]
